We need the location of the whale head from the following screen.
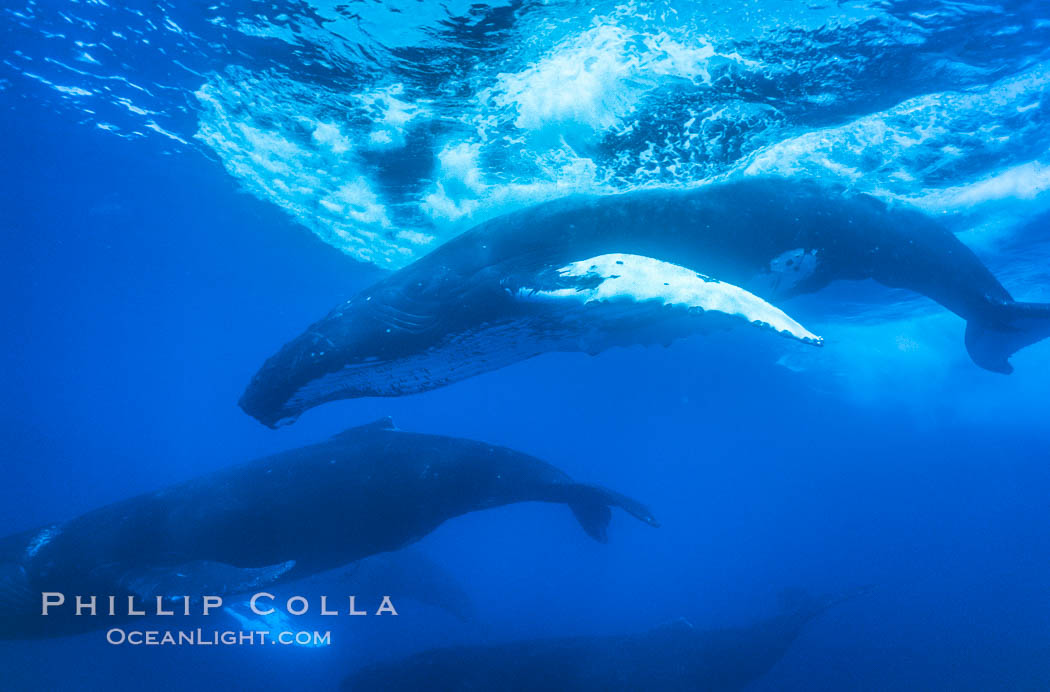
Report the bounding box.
[239,293,443,427]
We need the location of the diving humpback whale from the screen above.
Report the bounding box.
[341,587,867,692]
[241,176,1050,427]
[0,418,657,639]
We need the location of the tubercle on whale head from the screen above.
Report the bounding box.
[238,303,397,428]
[238,325,337,428]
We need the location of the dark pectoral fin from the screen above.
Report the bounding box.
[565,483,661,543]
[116,559,297,599]
[569,502,613,543]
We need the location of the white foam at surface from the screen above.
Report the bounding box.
[485,18,760,138]
[187,4,776,268]
[193,70,411,265]
[52,84,92,96]
[180,2,1049,271]
[421,142,489,222]
[311,122,351,155]
[355,85,429,150]
[420,140,606,227]
[740,60,1050,218]
[917,161,1050,208]
[12,0,1047,279]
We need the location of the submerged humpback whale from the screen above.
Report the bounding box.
[241,176,1050,427]
[0,418,657,638]
[335,548,477,623]
[222,548,477,639]
[341,587,866,692]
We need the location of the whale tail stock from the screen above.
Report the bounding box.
[564,484,661,543]
[965,300,1050,374]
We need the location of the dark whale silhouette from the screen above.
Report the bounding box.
[0,418,657,638]
[241,176,1049,427]
[340,587,865,692]
[337,548,477,623]
[222,547,478,638]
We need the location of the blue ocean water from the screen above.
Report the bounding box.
[2,0,1050,689]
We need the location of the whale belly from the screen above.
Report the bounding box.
[282,319,561,410]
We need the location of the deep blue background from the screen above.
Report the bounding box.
[3,91,1050,690]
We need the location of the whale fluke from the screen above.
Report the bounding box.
[966,301,1050,374]
[241,177,1050,428]
[0,422,662,640]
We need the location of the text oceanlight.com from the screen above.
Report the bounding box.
[106,629,332,646]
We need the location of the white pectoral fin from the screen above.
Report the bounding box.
[522,253,823,346]
[223,602,327,647]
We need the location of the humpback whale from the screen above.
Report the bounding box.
[241,176,1050,427]
[0,418,657,638]
[335,548,477,623]
[341,587,866,692]
[221,548,477,642]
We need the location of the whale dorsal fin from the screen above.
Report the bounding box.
[357,416,397,431]
[332,416,398,440]
[656,616,695,632]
